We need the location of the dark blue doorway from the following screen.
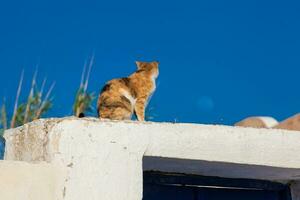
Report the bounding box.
[143,172,291,200]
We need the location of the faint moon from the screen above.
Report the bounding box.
[197,96,214,112]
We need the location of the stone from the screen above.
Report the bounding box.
[274,114,300,131]
[235,116,278,128]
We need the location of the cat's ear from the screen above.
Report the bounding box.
[153,61,159,65]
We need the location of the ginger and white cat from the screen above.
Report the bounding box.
[97,61,159,121]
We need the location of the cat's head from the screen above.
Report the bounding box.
[135,61,159,78]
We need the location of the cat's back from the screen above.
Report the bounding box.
[100,77,133,96]
[97,77,136,118]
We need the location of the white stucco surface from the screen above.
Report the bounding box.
[0,161,66,200]
[3,117,300,199]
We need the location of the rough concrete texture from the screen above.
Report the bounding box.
[5,117,149,200]
[0,161,66,200]
[3,117,300,200]
[4,118,64,162]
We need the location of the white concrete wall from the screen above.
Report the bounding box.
[3,117,300,200]
[0,161,66,200]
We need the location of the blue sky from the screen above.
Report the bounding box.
[0,0,299,125]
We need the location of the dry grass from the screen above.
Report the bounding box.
[73,55,96,117]
[0,70,55,136]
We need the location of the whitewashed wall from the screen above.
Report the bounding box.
[1,117,300,200]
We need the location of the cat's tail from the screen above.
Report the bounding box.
[78,113,85,118]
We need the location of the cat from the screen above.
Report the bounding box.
[97,61,159,121]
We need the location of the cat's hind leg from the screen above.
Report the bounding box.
[134,95,149,121]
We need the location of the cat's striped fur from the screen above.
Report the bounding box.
[97,61,159,121]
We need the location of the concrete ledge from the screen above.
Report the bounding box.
[0,161,66,200]
[3,117,300,200]
[143,122,300,169]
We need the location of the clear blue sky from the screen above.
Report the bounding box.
[0,0,299,125]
